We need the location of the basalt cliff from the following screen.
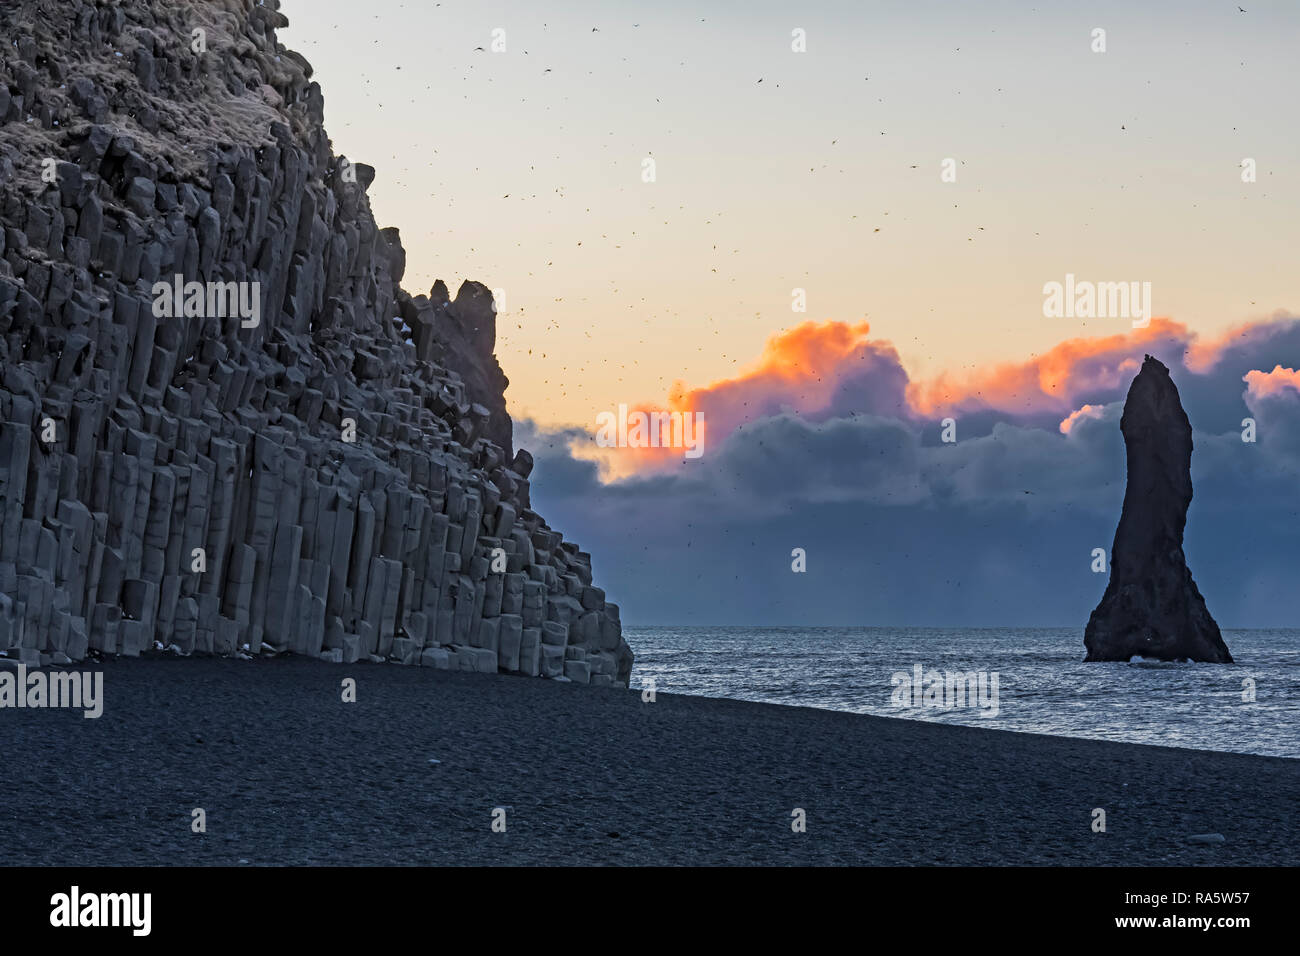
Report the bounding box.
[0,0,631,685]
[1084,355,1231,663]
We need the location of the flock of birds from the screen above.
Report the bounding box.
[290,3,1262,423]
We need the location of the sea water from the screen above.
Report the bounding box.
[625,626,1300,758]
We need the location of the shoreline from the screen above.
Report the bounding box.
[2,657,1296,866]
[632,684,1295,762]
[7,648,1288,760]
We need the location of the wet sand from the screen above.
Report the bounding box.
[1,657,1295,865]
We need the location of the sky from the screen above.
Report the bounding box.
[283,1,1300,626]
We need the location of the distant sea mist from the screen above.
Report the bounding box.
[626,627,1300,758]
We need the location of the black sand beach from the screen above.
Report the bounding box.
[2,658,1296,866]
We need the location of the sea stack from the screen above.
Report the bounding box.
[1084,356,1232,663]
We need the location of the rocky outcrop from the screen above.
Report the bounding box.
[1084,356,1231,663]
[0,0,632,686]
[398,278,512,456]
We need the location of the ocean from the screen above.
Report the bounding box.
[624,626,1300,758]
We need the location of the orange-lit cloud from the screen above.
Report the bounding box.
[578,314,1298,479]
[586,399,710,476]
[575,319,904,478]
[905,319,1189,418]
[1059,404,1107,435]
[668,318,903,433]
[1244,365,1300,399]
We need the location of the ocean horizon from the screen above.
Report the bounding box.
[625,626,1300,759]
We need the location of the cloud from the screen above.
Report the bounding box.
[517,313,1300,628]
[1059,404,1106,434]
[904,318,1190,419]
[1244,365,1300,399]
[584,315,1300,477]
[674,320,908,431]
[1240,368,1300,471]
[576,320,911,477]
[1186,315,1300,373]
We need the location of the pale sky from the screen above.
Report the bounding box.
[284,0,1299,428]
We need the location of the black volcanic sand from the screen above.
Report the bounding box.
[2,658,1295,865]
